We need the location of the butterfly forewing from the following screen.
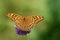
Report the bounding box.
[7,13,44,31]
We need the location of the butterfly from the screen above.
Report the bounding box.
[7,13,44,35]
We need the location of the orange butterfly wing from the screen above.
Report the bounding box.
[26,16,44,31]
[7,13,27,31]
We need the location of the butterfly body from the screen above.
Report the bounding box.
[7,13,44,32]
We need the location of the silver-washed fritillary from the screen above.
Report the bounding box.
[7,13,44,31]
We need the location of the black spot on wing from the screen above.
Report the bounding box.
[32,16,38,21]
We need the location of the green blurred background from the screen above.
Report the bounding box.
[0,0,60,40]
